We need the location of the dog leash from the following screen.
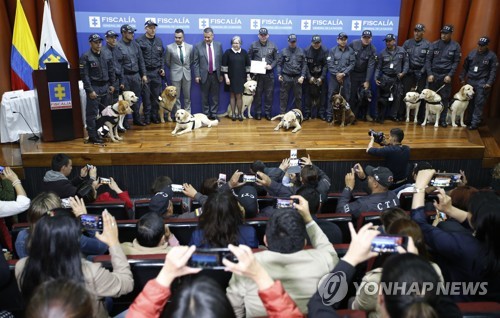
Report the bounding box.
[434,84,447,94]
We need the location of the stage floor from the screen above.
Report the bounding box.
[17,117,487,167]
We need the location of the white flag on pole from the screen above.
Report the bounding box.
[39,0,68,69]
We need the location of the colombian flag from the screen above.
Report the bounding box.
[10,0,38,91]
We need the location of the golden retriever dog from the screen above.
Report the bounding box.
[96,100,133,142]
[403,91,421,123]
[271,109,303,133]
[117,91,139,130]
[158,86,177,123]
[420,89,443,128]
[447,84,474,127]
[330,94,356,127]
[171,109,219,136]
[221,80,257,119]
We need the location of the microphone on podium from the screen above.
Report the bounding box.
[12,111,40,141]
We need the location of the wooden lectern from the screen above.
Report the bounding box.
[33,63,83,141]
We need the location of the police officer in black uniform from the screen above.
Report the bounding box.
[277,34,307,114]
[136,20,165,124]
[460,36,498,130]
[249,28,279,120]
[118,24,147,126]
[304,35,328,120]
[402,23,430,123]
[374,34,408,123]
[102,30,124,106]
[349,30,377,120]
[79,34,115,144]
[326,32,356,123]
[425,24,461,128]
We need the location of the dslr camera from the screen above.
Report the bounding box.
[368,129,386,145]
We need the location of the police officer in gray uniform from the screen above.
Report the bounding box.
[374,34,408,123]
[425,24,461,128]
[136,20,165,124]
[326,32,355,123]
[349,30,377,120]
[249,28,279,120]
[277,34,307,114]
[118,24,147,126]
[402,23,431,123]
[460,36,498,130]
[102,30,123,106]
[79,34,115,144]
[304,35,328,120]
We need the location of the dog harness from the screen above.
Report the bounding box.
[292,110,303,123]
[178,118,196,129]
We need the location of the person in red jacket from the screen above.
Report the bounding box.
[126,244,303,318]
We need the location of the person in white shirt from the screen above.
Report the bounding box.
[0,167,30,217]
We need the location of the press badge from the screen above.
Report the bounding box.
[473,66,478,72]
[390,63,394,69]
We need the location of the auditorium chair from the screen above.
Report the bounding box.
[457,301,500,317]
[356,211,382,231]
[399,191,439,211]
[257,196,275,211]
[316,213,353,243]
[320,192,367,214]
[86,202,129,220]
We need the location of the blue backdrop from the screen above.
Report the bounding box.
[73,0,401,115]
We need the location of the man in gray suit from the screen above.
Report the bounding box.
[193,27,223,120]
[165,29,193,114]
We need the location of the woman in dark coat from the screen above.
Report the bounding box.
[221,36,251,121]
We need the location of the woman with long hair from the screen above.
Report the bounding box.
[15,193,107,258]
[189,191,258,248]
[15,210,133,317]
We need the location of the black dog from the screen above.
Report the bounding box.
[356,85,372,120]
[308,81,323,119]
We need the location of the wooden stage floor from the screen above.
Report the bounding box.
[13,117,491,168]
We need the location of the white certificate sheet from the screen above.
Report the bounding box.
[250,60,267,74]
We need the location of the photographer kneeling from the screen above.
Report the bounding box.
[366,128,410,189]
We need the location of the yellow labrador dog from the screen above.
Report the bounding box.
[221,80,257,119]
[403,91,421,123]
[171,109,219,136]
[271,109,303,133]
[158,86,177,123]
[447,84,474,127]
[420,89,443,128]
[118,91,139,130]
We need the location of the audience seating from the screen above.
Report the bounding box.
[316,213,353,243]
[86,202,129,220]
[335,310,367,318]
[257,196,276,211]
[356,212,382,231]
[333,243,350,258]
[458,302,500,317]
[320,192,368,214]
[399,191,439,211]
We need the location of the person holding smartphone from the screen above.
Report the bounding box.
[0,167,30,218]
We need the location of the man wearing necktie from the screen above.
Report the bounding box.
[194,27,223,120]
[165,29,194,117]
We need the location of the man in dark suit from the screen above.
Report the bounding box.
[165,29,194,115]
[193,27,223,120]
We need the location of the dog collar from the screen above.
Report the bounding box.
[243,92,254,96]
[111,107,120,115]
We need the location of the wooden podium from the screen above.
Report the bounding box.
[33,63,83,142]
